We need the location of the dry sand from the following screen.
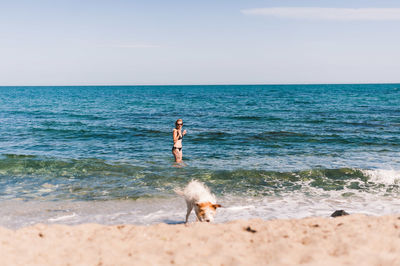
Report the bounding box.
[0,214,399,266]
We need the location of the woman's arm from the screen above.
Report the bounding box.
[173,129,179,143]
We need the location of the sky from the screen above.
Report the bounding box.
[1,0,400,85]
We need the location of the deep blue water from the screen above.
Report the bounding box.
[0,84,399,227]
[0,84,400,228]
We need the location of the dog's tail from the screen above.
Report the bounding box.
[173,187,184,196]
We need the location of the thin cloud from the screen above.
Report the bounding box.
[241,7,400,21]
[110,44,160,49]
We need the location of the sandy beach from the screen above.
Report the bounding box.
[0,214,398,266]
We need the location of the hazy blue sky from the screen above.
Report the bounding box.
[1,0,400,85]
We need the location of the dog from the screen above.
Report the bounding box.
[175,180,222,223]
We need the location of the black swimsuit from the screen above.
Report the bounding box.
[172,131,183,151]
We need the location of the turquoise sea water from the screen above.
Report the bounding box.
[0,84,399,228]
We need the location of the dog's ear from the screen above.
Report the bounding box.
[212,204,222,209]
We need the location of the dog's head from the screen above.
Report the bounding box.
[195,202,222,222]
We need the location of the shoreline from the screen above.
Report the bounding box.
[2,192,400,229]
[0,214,399,265]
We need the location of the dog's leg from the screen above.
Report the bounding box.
[185,203,193,223]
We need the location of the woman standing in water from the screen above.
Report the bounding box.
[172,119,186,163]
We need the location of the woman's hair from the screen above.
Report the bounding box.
[175,119,182,126]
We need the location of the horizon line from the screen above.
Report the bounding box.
[0,82,399,87]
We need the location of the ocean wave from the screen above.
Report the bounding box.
[190,131,232,142]
[0,154,398,201]
[229,115,282,121]
[361,169,400,185]
[249,131,309,140]
[230,115,263,121]
[66,113,108,121]
[0,154,144,178]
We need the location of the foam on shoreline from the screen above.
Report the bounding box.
[1,193,400,229]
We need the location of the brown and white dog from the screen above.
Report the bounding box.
[175,180,222,223]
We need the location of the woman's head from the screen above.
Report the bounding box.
[175,119,183,128]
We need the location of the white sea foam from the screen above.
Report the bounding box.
[224,205,255,211]
[0,188,399,229]
[362,169,400,185]
[48,213,77,222]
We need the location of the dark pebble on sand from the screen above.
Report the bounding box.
[331,210,349,217]
[245,226,257,233]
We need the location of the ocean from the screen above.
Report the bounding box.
[0,84,399,228]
